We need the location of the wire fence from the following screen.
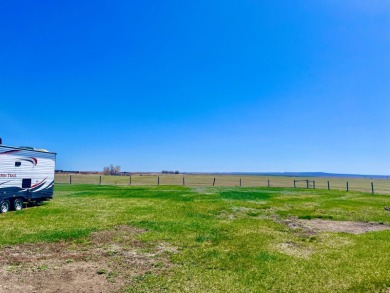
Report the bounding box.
[55,174,390,195]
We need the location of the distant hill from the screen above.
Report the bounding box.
[186,172,390,179]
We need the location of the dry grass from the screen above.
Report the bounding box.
[55,173,390,194]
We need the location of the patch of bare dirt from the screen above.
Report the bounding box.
[274,218,390,258]
[0,226,177,293]
[291,219,390,235]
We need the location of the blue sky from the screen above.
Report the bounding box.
[1,0,389,174]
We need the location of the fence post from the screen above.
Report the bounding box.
[158,176,160,186]
[240,178,242,187]
[99,176,102,185]
[346,181,349,192]
[313,180,315,189]
[213,178,216,186]
[268,179,270,187]
[294,180,296,188]
[70,175,72,184]
[306,180,309,189]
[183,177,185,186]
[327,181,330,190]
[371,182,374,194]
[129,176,132,185]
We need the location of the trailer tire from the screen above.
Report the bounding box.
[1,200,10,213]
[13,199,23,211]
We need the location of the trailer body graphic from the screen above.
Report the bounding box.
[0,145,56,212]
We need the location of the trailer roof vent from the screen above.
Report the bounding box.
[35,148,49,152]
[19,146,35,150]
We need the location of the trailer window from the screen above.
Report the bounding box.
[15,162,21,167]
[22,179,32,189]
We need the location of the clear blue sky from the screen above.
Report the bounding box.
[1,1,389,174]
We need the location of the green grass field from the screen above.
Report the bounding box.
[1,184,390,292]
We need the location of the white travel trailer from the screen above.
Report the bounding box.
[0,139,56,213]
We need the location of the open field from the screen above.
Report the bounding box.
[55,173,390,194]
[1,184,390,292]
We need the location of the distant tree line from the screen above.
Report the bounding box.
[103,164,121,175]
[162,170,180,174]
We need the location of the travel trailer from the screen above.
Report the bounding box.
[0,138,56,213]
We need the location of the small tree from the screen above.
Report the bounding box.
[114,165,121,174]
[103,166,110,175]
[103,164,121,175]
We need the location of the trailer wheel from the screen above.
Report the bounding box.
[0,200,10,213]
[13,199,24,211]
